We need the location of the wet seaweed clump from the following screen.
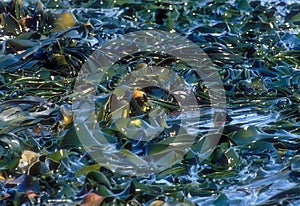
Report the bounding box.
[0,0,300,205]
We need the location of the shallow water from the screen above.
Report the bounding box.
[1,0,300,205]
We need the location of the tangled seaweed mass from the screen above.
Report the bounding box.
[0,0,300,205]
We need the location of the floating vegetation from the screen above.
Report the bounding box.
[0,0,300,205]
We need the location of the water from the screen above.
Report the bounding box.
[1,0,300,205]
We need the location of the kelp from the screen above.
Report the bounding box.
[0,0,300,205]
